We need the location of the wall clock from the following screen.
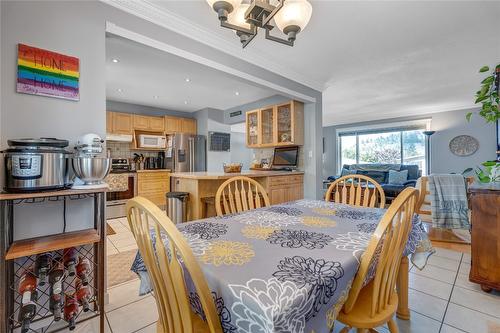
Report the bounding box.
[449,135,479,156]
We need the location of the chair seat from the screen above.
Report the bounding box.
[338,281,399,329]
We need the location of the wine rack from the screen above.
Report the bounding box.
[0,189,107,333]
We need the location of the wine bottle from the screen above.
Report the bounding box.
[76,257,91,286]
[63,248,78,277]
[49,257,65,295]
[75,280,93,312]
[34,253,51,286]
[49,257,65,321]
[18,271,38,333]
[64,294,79,330]
[49,293,63,321]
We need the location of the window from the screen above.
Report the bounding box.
[338,126,427,175]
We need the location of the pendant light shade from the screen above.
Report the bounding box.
[274,0,312,35]
[227,3,251,29]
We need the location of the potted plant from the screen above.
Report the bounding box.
[466,64,500,123]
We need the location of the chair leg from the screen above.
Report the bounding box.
[387,318,399,333]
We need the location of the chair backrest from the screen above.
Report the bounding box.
[342,187,418,317]
[416,176,474,216]
[126,197,223,333]
[215,176,270,217]
[325,174,386,208]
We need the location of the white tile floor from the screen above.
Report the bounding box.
[103,221,500,333]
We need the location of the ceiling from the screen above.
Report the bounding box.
[106,36,276,112]
[107,0,500,125]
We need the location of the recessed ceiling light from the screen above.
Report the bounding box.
[184,101,188,105]
[112,58,119,63]
[117,88,123,93]
[153,95,159,99]
[235,91,240,96]
[185,78,191,82]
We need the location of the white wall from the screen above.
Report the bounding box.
[323,107,497,178]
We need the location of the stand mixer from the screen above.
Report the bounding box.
[71,134,111,190]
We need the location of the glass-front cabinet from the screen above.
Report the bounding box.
[245,100,303,148]
[260,107,275,146]
[246,110,260,147]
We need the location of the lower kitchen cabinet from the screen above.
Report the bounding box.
[267,174,304,205]
[137,171,170,207]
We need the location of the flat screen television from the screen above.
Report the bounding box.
[272,146,299,169]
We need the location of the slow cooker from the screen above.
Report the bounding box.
[3,138,73,192]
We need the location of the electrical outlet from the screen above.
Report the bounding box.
[308,150,313,158]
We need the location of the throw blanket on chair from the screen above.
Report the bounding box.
[428,174,470,229]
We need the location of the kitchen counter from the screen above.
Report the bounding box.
[170,170,304,180]
[170,170,304,221]
[136,169,171,173]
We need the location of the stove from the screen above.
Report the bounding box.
[111,158,130,173]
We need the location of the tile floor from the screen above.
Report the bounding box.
[102,219,500,333]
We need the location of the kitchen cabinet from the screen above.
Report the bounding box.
[267,174,304,205]
[137,171,170,207]
[245,100,303,147]
[181,118,197,134]
[106,112,113,133]
[133,115,165,132]
[164,116,197,134]
[109,112,133,135]
[246,110,260,148]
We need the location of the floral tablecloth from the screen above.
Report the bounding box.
[131,199,434,333]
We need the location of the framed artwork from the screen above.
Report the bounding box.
[17,43,79,101]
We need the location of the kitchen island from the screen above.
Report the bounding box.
[170,170,304,221]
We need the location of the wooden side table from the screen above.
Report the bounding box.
[468,182,500,292]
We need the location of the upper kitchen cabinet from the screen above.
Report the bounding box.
[108,111,133,135]
[246,110,259,148]
[164,116,197,134]
[180,118,197,134]
[245,100,304,147]
[133,115,165,132]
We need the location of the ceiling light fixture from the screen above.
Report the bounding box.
[184,101,189,105]
[117,88,123,93]
[206,0,312,48]
[153,95,159,99]
[112,58,120,63]
[185,78,191,82]
[235,91,240,96]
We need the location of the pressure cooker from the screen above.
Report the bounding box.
[3,138,73,192]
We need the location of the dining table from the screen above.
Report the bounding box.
[131,199,434,333]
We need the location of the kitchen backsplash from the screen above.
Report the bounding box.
[106,142,160,159]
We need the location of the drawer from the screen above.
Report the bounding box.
[269,175,303,186]
[137,172,169,180]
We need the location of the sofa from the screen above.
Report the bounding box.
[326,164,421,200]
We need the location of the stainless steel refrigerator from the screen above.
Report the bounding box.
[166,133,206,172]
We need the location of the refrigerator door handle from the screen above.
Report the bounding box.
[189,137,194,172]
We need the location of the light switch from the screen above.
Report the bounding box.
[308,151,313,158]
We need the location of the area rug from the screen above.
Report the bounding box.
[106,223,116,236]
[107,250,138,287]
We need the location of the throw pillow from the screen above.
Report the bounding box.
[341,168,357,176]
[388,169,409,185]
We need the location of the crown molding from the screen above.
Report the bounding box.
[102,0,324,91]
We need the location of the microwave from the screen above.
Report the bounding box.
[138,134,167,149]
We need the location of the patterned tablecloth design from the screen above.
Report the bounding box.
[131,199,434,333]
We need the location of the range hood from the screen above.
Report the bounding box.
[106,133,133,142]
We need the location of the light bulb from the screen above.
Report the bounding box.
[227,3,251,29]
[274,0,312,39]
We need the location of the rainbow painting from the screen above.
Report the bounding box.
[17,44,80,101]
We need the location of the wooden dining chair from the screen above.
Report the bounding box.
[325,174,386,209]
[126,197,223,333]
[215,176,270,217]
[338,187,418,333]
